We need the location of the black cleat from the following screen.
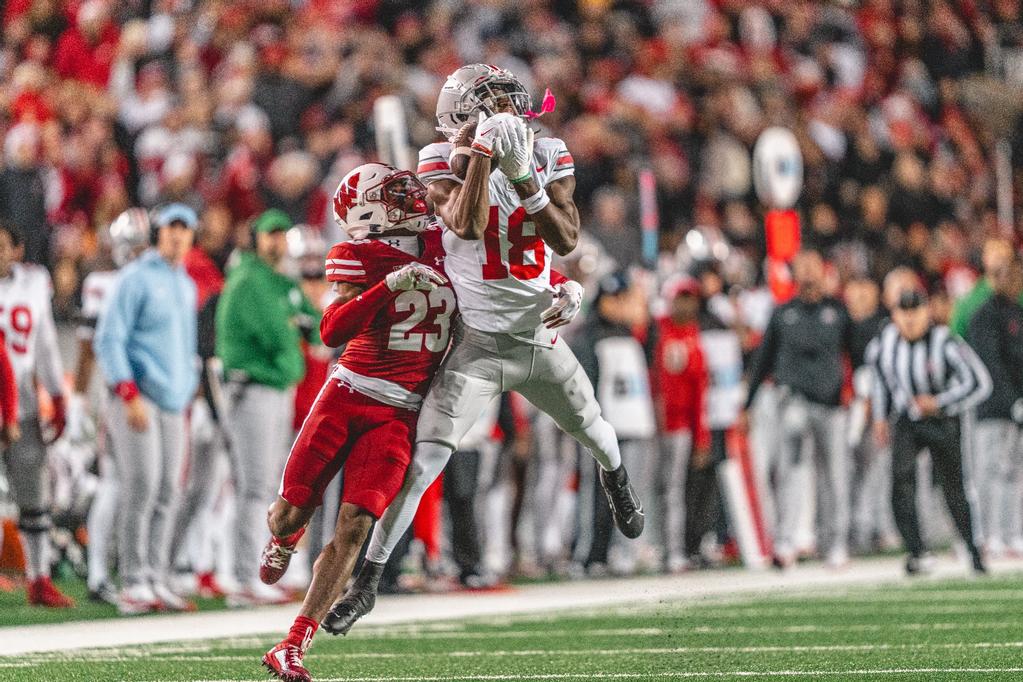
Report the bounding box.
[599,464,644,539]
[970,548,987,575]
[321,560,384,636]
[88,581,119,607]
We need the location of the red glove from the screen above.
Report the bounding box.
[45,395,66,445]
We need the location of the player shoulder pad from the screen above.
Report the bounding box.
[535,136,574,184]
[417,142,461,185]
[325,241,369,285]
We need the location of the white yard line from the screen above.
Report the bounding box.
[145,669,1023,681]
[14,640,1023,665]
[0,556,1020,656]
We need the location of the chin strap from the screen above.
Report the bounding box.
[524,88,557,120]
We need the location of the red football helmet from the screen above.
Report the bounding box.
[331,163,431,240]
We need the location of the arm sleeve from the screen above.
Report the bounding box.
[743,309,780,410]
[34,278,65,397]
[546,140,575,185]
[868,336,891,423]
[417,143,462,185]
[965,307,999,390]
[94,274,142,387]
[0,343,17,426]
[935,337,992,415]
[319,282,392,347]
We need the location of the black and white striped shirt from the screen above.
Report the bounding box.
[869,323,992,422]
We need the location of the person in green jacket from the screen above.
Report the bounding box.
[950,238,1020,337]
[215,208,321,605]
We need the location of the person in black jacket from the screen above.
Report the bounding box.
[967,254,1023,557]
[571,271,656,575]
[743,250,853,569]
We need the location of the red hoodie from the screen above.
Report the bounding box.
[651,316,710,450]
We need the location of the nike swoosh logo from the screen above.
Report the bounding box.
[551,333,559,345]
[274,650,289,670]
[536,165,547,173]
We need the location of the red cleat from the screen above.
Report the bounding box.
[262,640,312,682]
[27,577,75,608]
[196,571,226,599]
[260,528,304,585]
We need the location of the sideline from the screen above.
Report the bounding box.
[0,555,1019,657]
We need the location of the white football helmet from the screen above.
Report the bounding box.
[332,163,431,240]
[436,64,532,137]
[286,224,328,279]
[108,207,150,266]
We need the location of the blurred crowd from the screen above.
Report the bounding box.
[1,0,1023,605]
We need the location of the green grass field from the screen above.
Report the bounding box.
[4,574,1023,681]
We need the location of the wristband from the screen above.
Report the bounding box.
[114,380,140,403]
[521,187,550,214]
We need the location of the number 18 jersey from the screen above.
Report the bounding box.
[417,137,575,334]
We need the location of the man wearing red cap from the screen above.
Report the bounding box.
[652,276,710,572]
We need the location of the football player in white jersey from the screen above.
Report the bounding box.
[72,208,150,605]
[323,64,643,635]
[0,220,72,607]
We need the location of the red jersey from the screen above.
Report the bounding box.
[319,227,454,409]
[652,317,710,448]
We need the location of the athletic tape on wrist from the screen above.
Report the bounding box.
[522,187,550,214]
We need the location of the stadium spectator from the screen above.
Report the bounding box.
[652,276,709,573]
[572,271,656,576]
[871,288,991,575]
[967,255,1023,557]
[744,250,853,569]
[215,208,321,607]
[93,203,199,614]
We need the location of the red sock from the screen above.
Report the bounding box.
[287,615,318,650]
[276,527,306,548]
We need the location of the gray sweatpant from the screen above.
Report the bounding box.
[660,430,693,564]
[225,382,294,587]
[774,392,849,558]
[107,396,186,586]
[973,419,1023,549]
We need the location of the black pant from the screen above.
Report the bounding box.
[891,416,977,557]
[444,449,483,579]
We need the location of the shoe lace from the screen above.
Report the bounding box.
[264,541,297,570]
[286,643,307,668]
[609,473,638,516]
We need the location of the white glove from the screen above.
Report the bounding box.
[385,262,448,292]
[471,112,513,158]
[65,393,94,444]
[497,116,535,183]
[542,280,584,329]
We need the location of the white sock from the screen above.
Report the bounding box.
[23,530,49,581]
[569,417,622,471]
[87,474,119,589]
[366,441,453,564]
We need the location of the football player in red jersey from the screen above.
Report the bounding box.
[261,163,451,682]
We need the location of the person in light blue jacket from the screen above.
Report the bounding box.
[94,203,199,615]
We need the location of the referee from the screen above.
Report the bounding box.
[871,288,991,574]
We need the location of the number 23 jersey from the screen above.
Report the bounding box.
[326,226,455,408]
[417,137,575,334]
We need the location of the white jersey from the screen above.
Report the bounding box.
[0,263,64,417]
[418,137,575,333]
[77,269,119,341]
[593,336,656,440]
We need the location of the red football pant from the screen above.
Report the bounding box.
[280,379,418,518]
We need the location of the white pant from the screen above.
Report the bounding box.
[225,383,295,586]
[974,419,1023,548]
[107,396,186,586]
[417,321,602,454]
[773,392,848,558]
[659,430,693,563]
